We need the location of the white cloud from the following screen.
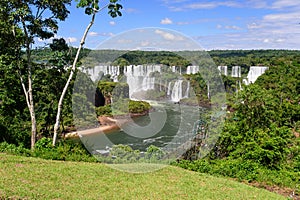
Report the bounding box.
[109,21,116,26]
[245,0,268,9]
[89,32,114,37]
[263,12,299,22]
[160,17,173,25]
[161,0,189,3]
[196,22,299,50]
[216,24,241,30]
[117,39,132,44]
[247,23,261,29]
[263,38,286,43]
[155,29,184,41]
[224,25,242,30]
[165,1,243,11]
[89,32,99,36]
[216,24,222,29]
[159,0,300,49]
[141,41,150,46]
[66,37,77,43]
[161,0,299,11]
[124,8,138,13]
[271,0,300,9]
[101,32,114,37]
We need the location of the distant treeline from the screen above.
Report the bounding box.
[31,48,300,69]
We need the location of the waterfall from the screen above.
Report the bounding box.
[171,66,176,73]
[244,66,269,85]
[167,82,172,96]
[184,81,190,98]
[85,64,197,101]
[159,79,162,91]
[231,66,241,78]
[124,65,161,97]
[171,80,183,102]
[207,82,210,99]
[170,66,182,74]
[186,66,199,74]
[218,66,228,76]
[84,65,120,82]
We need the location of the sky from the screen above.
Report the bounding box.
[37,0,300,50]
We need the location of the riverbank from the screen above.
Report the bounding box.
[65,111,151,138]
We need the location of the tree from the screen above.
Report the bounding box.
[0,4,31,145]
[52,0,123,146]
[1,0,71,149]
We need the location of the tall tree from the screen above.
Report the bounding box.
[52,0,123,145]
[1,0,71,149]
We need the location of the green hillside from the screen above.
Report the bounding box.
[0,153,286,200]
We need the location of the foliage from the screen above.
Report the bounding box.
[0,139,97,162]
[174,158,299,190]
[113,51,191,67]
[97,81,129,100]
[175,60,300,193]
[95,144,168,164]
[145,145,165,160]
[128,100,151,114]
[96,81,150,115]
[95,104,113,116]
[106,144,141,163]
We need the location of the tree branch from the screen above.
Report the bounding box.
[18,70,30,109]
[53,8,97,146]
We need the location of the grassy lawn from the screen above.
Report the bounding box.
[0,153,287,200]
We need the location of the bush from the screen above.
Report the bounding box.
[129,100,151,114]
[103,144,141,164]
[95,105,112,116]
[145,145,165,161]
[173,158,300,188]
[0,142,31,156]
[32,139,97,162]
[0,138,97,163]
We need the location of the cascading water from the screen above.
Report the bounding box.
[231,66,241,78]
[123,65,161,98]
[207,81,210,100]
[217,66,228,76]
[243,66,268,85]
[184,81,190,98]
[186,66,199,74]
[86,64,197,102]
[171,66,176,73]
[171,66,182,74]
[171,80,183,102]
[167,82,172,96]
[84,65,120,82]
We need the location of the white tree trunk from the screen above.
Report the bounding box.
[28,73,37,150]
[20,18,37,150]
[52,13,96,146]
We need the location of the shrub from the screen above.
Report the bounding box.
[95,105,112,116]
[0,142,31,156]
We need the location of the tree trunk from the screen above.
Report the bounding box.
[29,94,37,149]
[52,12,96,146]
[20,18,37,150]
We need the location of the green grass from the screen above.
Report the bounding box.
[0,153,287,200]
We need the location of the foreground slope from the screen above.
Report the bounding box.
[0,154,285,200]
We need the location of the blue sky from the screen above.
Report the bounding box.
[37,0,300,50]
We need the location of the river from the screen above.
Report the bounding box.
[79,101,201,155]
